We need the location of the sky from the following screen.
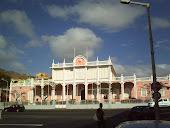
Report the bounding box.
[0,0,170,78]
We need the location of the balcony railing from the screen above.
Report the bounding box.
[136,77,151,82]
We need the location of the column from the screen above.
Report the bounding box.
[30,78,34,103]
[85,83,88,100]
[41,78,44,103]
[9,81,12,102]
[121,82,124,100]
[73,83,76,100]
[97,83,100,102]
[62,84,66,101]
[41,86,44,103]
[133,73,137,99]
[52,86,55,100]
[109,83,112,103]
[121,74,124,100]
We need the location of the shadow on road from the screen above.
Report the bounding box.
[79,110,129,128]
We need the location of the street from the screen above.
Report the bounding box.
[0,109,129,128]
[1,108,170,128]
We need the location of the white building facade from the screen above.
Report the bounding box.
[9,55,170,103]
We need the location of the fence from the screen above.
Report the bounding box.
[0,98,150,109]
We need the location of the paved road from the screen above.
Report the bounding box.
[1,108,170,128]
[0,109,129,128]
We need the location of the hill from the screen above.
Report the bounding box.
[0,68,31,80]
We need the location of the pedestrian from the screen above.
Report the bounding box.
[96,103,105,128]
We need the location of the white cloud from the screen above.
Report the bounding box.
[46,0,145,31]
[25,39,43,48]
[155,40,169,48]
[0,35,7,49]
[111,57,170,77]
[152,17,170,29]
[114,63,170,77]
[0,10,43,48]
[0,10,35,38]
[42,27,103,60]
[0,35,26,71]
[46,5,69,19]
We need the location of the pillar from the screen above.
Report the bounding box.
[97,83,100,102]
[121,74,124,100]
[121,82,124,100]
[52,86,55,100]
[85,83,88,100]
[62,84,66,101]
[41,78,44,103]
[109,83,112,103]
[133,73,137,99]
[73,83,76,100]
[41,86,44,103]
[9,81,12,102]
[30,78,34,103]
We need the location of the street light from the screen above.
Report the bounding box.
[120,0,159,120]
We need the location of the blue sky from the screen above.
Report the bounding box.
[0,0,170,77]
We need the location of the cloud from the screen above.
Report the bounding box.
[0,35,7,49]
[0,35,26,71]
[155,40,169,48]
[0,10,35,38]
[114,64,170,77]
[42,27,103,60]
[111,57,170,77]
[0,10,43,48]
[152,17,170,29]
[46,0,145,31]
[46,5,69,19]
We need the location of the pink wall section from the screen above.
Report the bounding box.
[10,81,170,102]
[11,86,31,102]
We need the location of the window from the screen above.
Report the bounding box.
[141,88,147,97]
[159,88,165,96]
[124,88,130,97]
[112,88,119,98]
[56,70,63,80]
[76,68,85,80]
[65,69,73,80]
[99,67,109,79]
[87,68,97,79]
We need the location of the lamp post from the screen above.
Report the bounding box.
[120,0,159,120]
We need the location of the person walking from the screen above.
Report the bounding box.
[96,103,105,128]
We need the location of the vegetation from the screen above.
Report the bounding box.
[0,72,11,88]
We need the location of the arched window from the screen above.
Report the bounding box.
[112,88,119,98]
[141,88,147,97]
[70,91,73,99]
[124,88,130,98]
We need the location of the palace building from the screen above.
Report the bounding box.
[9,55,170,103]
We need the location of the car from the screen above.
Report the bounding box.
[115,120,170,128]
[128,106,155,120]
[4,104,25,112]
[148,98,170,107]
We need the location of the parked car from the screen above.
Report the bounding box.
[128,106,155,120]
[148,98,170,107]
[115,120,170,128]
[4,104,25,112]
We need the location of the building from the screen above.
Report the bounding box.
[9,55,170,103]
[36,73,49,80]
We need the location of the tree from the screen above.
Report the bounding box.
[0,72,11,88]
